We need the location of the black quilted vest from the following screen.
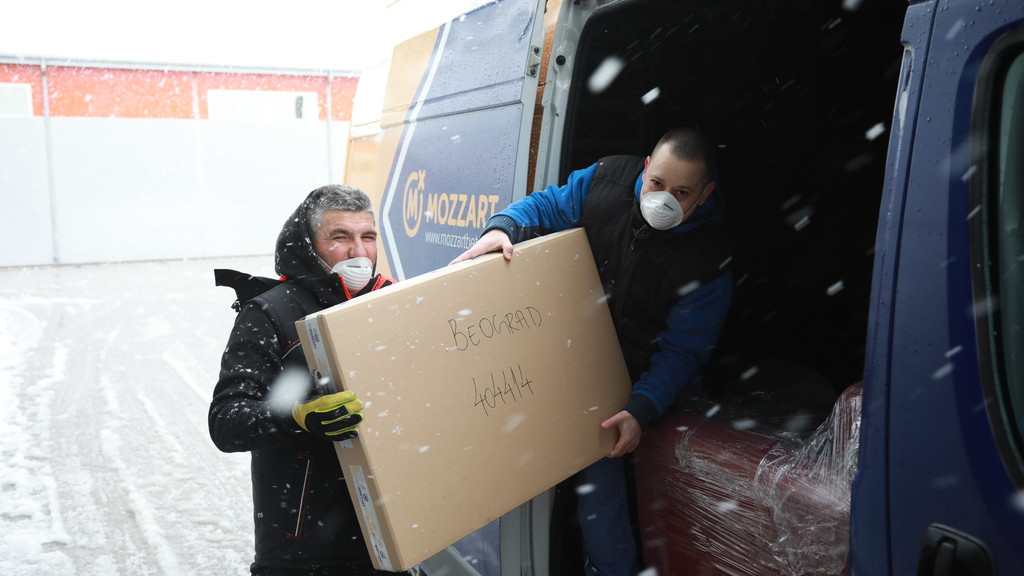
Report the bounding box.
[580,155,733,381]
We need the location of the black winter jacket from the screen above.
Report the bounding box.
[209,190,396,574]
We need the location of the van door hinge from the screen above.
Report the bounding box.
[527,45,542,77]
[917,524,995,576]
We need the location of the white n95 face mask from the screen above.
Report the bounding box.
[640,191,686,230]
[332,256,373,291]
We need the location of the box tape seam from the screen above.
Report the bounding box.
[349,464,393,571]
[303,316,336,393]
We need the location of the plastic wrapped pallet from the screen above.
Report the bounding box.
[635,383,862,576]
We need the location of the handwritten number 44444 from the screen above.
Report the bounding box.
[473,365,534,416]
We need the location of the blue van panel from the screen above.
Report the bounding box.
[856,1,1024,574]
[383,104,524,276]
[379,0,541,279]
[852,3,935,570]
[416,0,541,120]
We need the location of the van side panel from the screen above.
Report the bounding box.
[375,0,544,279]
[858,1,1024,574]
[851,2,937,573]
[358,28,443,278]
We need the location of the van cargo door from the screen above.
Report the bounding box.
[376,0,546,279]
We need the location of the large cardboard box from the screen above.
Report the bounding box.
[296,228,631,571]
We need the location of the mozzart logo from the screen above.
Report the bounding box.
[401,169,502,238]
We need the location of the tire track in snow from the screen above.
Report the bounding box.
[0,304,74,575]
[1,258,262,575]
[111,297,252,572]
[61,314,155,574]
[157,345,256,566]
[162,350,211,404]
[98,361,184,575]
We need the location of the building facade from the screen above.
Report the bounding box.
[0,59,358,266]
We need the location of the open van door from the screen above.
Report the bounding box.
[348,0,548,280]
[344,2,550,575]
[853,2,1024,574]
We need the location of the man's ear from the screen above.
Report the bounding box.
[698,181,716,206]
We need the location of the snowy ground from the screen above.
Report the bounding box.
[0,255,276,575]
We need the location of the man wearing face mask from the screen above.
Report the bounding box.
[451,127,734,576]
[209,185,411,576]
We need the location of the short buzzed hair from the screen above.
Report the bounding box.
[304,184,374,239]
[653,127,717,184]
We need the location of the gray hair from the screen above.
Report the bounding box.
[304,184,375,239]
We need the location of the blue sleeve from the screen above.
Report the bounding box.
[625,271,734,430]
[484,163,598,242]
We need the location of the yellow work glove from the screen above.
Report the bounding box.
[292,390,364,441]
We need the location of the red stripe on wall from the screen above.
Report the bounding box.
[0,63,357,121]
[49,67,196,119]
[330,76,359,122]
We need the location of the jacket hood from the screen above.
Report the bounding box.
[275,189,328,279]
[679,185,725,231]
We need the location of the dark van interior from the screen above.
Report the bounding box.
[550,0,906,572]
[561,0,905,420]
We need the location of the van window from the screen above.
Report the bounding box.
[973,33,1024,484]
[996,53,1024,443]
